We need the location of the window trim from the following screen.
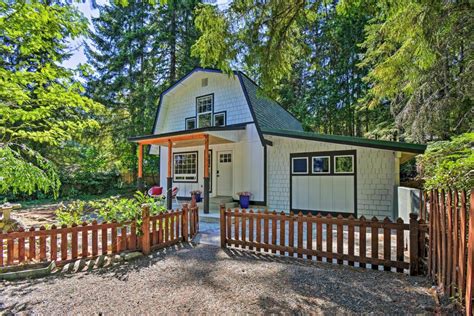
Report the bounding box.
[291,157,309,175]
[312,156,331,174]
[333,155,354,174]
[185,117,196,130]
[173,151,198,183]
[213,111,226,127]
[196,94,214,128]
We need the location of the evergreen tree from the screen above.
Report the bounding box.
[85,0,201,176]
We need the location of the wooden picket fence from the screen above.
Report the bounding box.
[0,204,199,267]
[424,189,473,314]
[220,206,426,274]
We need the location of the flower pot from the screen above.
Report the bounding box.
[239,195,250,209]
[192,193,202,202]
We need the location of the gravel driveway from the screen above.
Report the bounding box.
[0,243,435,314]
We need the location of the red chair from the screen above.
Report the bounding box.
[148,186,163,198]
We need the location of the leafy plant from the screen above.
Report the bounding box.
[54,191,166,226]
[417,133,474,190]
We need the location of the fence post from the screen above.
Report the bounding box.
[409,213,420,276]
[220,204,226,248]
[465,189,474,316]
[141,204,150,255]
[182,203,188,242]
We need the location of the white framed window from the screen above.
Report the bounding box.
[196,95,213,128]
[213,112,226,127]
[219,153,231,163]
[312,156,330,174]
[173,152,198,182]
[334,155,354,174]
[185,117,196,130]
[291,157,308,174]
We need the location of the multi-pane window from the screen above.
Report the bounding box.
[174,152,197,182]
[197,95,213,128]
[219,153,231,163]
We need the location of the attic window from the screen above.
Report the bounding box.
[196,94,213,128]
[201,78,208,87]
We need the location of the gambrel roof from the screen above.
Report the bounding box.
[237,72,303,132]
[137,67,425,155]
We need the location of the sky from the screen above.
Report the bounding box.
[63,0,229,70]
[62,0,104,70]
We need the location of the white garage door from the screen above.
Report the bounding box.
[290,150,356,215]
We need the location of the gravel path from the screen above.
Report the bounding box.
[1,243,435,314]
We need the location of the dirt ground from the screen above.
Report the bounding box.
[0,243,436,315]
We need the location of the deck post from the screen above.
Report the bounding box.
[203,134,210,214]
[137,143,144,191]
[167,139,173,210]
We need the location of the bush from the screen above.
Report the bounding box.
[417,133,474,190]
[59,169,121,198]
[55,191,166,226]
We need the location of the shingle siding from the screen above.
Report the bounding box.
[154,72,253,134]
[266,135,397,219]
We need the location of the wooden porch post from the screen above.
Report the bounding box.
[137,143,144,191]
[203,134,210,214]
[167,139,173,210]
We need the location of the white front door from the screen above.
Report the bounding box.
[217,151,233,196]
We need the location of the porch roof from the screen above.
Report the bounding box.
[128,122,247,147]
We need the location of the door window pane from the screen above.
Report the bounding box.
[334,155,354,173]
[292,157,308,174]
[312,156,330,173]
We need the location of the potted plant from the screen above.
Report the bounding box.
[190,190,202,202]
[237,192,252,208]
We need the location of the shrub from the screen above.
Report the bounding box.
[55,191,166,226]
[417,133,474,190]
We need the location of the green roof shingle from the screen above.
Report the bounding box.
[238,73,303,131]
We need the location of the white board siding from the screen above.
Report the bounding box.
[159,124,264,202]
[266,135,397,219]
[154,72,253,135]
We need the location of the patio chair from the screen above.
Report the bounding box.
[171,186,179,206]
[147,186,163,199]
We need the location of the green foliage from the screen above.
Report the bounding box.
[418,133,474,190]
[0,1,104,197]
[0,144,60,197]
[352,0,473,142]
[84,0,199,176]
[192,4,234,74]
[55,191,166,226]
[192,1,309,92]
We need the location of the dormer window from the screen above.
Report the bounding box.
[185,117,196,130]
[196,94,213,128]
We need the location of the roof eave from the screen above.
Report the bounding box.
[262,129,426,154]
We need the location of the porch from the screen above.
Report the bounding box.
[129,124,266,214]
[130,129,238,214]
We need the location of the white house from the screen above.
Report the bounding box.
[129,68,426,219]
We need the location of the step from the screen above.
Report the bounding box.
[199,212,220,223]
